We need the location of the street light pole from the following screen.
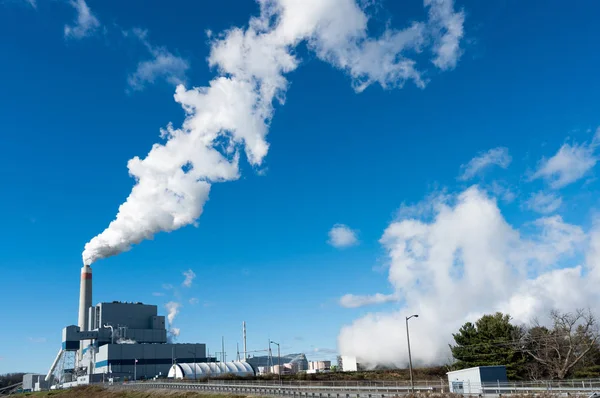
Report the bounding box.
[270,341,281,385]
[406,314,418,394]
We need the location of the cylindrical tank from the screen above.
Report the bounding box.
[78,264,92,359]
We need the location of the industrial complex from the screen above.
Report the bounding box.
[39,264,217,388]
[23,264,339,392]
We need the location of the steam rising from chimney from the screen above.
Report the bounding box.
[82,0,465,266]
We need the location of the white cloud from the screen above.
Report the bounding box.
[82,0,465,266]
[313,347,338,354]
[126,29,189,92]
[189,297,199,305]
[531,131,600,189]
[165,301,181,325]
[182,269,196,288]
[152,292,165,297]
[338,186,599,368]
[489,181,516,203]
[339,293,399,308]
[328,224,358,248]
[525,191,562,214]
[24,0,36,8]
[425,0,465,70]
[162,283,173,290]
[459,147,512,180]
[28,337,46,343]
[64,0,100,40]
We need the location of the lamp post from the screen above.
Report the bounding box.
[270,341,281,385]
[134,359,137,382]
[406,314,418,394]
[188,351,197,381]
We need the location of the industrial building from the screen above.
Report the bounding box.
[41,264,217,387]
[32,262,313,390]
[338,356,362,372]
[447,365,508,394]
[246,353,308,375]
[22,374,50,392]
[308,360,331,373]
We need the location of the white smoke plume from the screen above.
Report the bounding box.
[165,301,181,341]
[167,327,180,343]
[337,185,600,368]
[81,0,465,266]
[165,301,180,324]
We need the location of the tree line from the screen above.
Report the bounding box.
[449,309,600,380]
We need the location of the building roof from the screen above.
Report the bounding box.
[446,365,506,374]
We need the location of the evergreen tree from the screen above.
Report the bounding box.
[450,312,527,379]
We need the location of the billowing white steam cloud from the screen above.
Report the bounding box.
[337,185,600,368]
[82,0,465,265]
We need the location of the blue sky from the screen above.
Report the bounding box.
[1,0,600,373]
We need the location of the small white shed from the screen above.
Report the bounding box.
[447,365,508,394]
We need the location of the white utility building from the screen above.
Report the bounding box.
[447,365,508,394]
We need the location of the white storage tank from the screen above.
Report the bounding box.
[168,361,254,379]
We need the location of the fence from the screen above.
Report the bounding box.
[112,378,600,397]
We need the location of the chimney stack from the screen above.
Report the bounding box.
[78,264,92,359]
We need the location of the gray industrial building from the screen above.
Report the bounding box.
[22,374,50,392]
[41,264,217,388]
[52,300,214,382]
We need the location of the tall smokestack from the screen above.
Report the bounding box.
[78,264,92,358]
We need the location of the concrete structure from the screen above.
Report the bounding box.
[447,366,508,394]
[168,361,255,379]
[339,356,361,372]
[78,264,92,361]
[22,374,50,392]
[284,362,299,374]
[309,360,331,371]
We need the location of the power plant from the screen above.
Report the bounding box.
[19,262,320,392]
[41,264,250,388]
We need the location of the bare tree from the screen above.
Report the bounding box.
[522,309,599,379]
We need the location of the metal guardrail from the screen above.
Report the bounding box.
[112,379,600,397]
[115,381,436,397]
